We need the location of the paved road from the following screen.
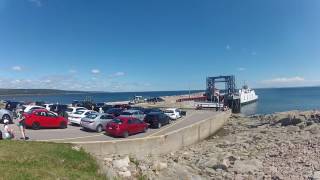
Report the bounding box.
[0,110,220,143]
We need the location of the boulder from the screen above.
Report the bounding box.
[152,161,168,171]
[118,170,132,178]
[313,171,320,180]
[278,117,302,126]
[112,156,130,170]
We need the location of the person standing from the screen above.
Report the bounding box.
[3,119,14,139]
[17,111,27,140]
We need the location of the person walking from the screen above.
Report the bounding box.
[17,111,27,140]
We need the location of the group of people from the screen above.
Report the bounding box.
[1,110,27,140]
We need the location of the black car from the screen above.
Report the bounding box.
[144,112,170,129]
[146,97,165,103]
[49,104,69,118]
[106,108,123,117]
[143,108,162,114]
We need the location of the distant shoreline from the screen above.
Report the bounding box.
[0,92,91,97]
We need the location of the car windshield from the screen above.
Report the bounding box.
[111,119,123,124]
[165,110,174,113]
[66,108,73,112]
[74,111,85,115]
[121,112,133,115]
[87,114,98,119]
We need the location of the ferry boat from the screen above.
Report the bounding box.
[239,85,258,105]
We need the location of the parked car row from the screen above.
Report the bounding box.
[1,99,185,139]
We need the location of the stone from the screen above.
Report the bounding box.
[153,161,168,171]
[71,146,81,151]
[139,165,148,171]
[104,157,113,163]
[233,159,263,174]
[112,156,130,170]
[313,171,320,180]
[118,170,131,178]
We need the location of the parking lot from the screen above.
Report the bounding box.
[0,110,219,143]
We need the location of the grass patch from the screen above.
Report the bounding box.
[0,141,106,180]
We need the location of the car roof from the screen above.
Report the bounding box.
[123,109,141,113]
[32,109,49,113]
[166,108,177,111]
[147,112,163,115]
[117,116,137,121]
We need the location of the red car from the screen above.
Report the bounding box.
[106,116,148,138]
[23,109,68,130]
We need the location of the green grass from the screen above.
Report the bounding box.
[0,141,107,180]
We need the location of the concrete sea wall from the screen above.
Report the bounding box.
[74,111,231,156]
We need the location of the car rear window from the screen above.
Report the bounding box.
[165,110,174,113]
[121,112,133,115]
[66,108,73,112]
[146,114,158,119]
[74,111,85,115]
[111,119,123,124]
[87,114,98,119]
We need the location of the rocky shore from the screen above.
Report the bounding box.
[98,110,320,180]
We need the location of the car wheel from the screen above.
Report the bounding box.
[157,122,162,129]
[96,125,103,133]
[32,122,40,130]
[2,114,11,124]
[123,131,129,138]
[168,118,171,124]
[60,122,67,129]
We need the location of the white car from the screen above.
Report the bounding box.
[66,107,88,116]
[43,104,54,111]
[68,110,96,125]
[164,108,181,120]
[23,105,46,113]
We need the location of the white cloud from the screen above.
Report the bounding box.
[28,0,42,7]
[12,66,22,71]
[91,69,100,74]
[110,71,125,77]
[260,76,320,88]
[237,67,246,71]
[262,76,305,84]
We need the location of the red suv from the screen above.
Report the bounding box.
[106,116,148,138]
[23,109,68,130]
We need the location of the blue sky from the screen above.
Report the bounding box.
[0,0,319,91]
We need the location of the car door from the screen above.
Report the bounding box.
[99,115,110,129]
[33,112,43,125]
[127,119,135,134]
[47,111,59,127]
[133,119,143,133]
[37,111,48,127]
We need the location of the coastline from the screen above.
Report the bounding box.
[99,110,320,179]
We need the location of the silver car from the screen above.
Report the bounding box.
[120,110,145,120]
[0,109,14,124]
[80,113,114,132]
